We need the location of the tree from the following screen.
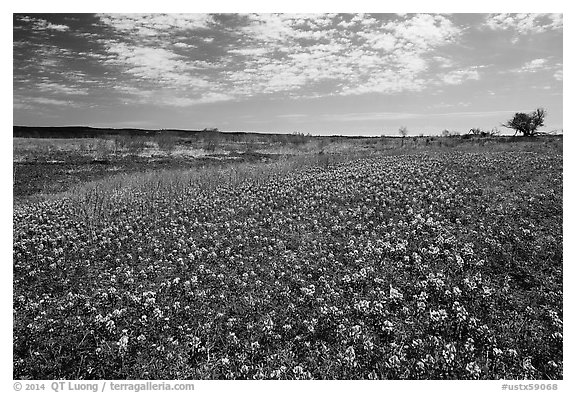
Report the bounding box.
[398,126,408,138]
[503,108,546,136]
[398,126,408,147]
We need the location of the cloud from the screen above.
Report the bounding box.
[164,93,233,107]
[510,58,562,82]
[485,13,563,34]
[341,71,426,96]
[226,13,463,97]
[441,68,481,85]
[357,31,396,51]
[240,14,334,43]
[18,13,559,113]
[17,15,70,31]
[173,42,195,49]
[432,56,454,69]
[97,13,214,38]
[31,97,71,105]
[390,13,461,51]
[37,81,90,95]
[103,42,213,89]
[519,58,549,72]
[14,96,78,107]
[92,13,467,102]
[228,47,271,56]
[553,69,563,81]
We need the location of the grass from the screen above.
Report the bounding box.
[13,134,562,379]
[13,134,562,203]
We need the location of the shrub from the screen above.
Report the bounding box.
[156,133,178,154]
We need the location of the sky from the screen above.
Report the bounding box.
[13,13,563,136]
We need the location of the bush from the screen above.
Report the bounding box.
[203,133,220,153]
[156,133,178,154]
[114,136,147,156]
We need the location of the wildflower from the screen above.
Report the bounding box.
[442,343,457,364]
[389,285,403,301]
[263,316,274,333]
[343,346,356,366]
[293,365,305,375]
[464,338,475,353]
[388,354,401,368]
[453,302,469,322]
[350,324,362,339]
[547,361,558,369]
[382,320,394,333]
[522,357,537,372]
[105,319,116,333]
[430,309,448,323]
[466,361,481,378]
[455,254,464,268]
[118,331,129,353]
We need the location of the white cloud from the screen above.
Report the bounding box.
[441,68,481,85]
[341,70,426,96]
[37,82,89,95]
[485,13,563,34]
[173,42,195,49]
[165,93,233,107]
[22,97,74,106]
[88,14,470,103]
[432,56,454,69]
[358,31,396,51]
[97,13,214,38]
[230,13,462,97]
[390,14,460,51]
[228,47,271,56]
[18,16,70,31]
[520,58,549,72]
[103,42,212,88]
[553,70,563,81]
[32,97,70,105]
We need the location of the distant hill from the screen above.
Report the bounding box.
[13,125,220,139]
[12,126,379,140]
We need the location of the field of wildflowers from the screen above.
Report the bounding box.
[13,150,562,379]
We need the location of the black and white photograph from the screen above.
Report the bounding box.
[10,2,565,390]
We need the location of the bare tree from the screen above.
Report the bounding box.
[398,126,408,147]
[502,108,546,136]
[398,126,408,138]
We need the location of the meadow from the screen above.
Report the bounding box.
[13,132,562,379]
